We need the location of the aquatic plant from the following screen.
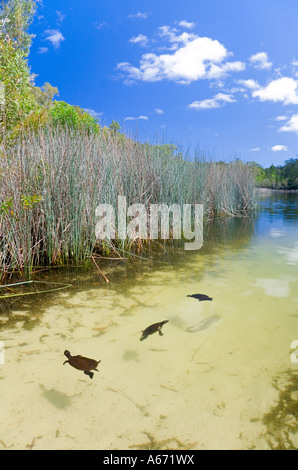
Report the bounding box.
[0,126,255,278]
[263,370,298,450]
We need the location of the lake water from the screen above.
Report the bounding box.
[0,189,298,450]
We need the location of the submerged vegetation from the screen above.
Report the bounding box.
[263,371,298,450]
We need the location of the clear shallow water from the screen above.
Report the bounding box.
[0,190,298,450]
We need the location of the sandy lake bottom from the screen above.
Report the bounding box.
[1,192,298,450]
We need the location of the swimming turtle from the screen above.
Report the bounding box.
[140,320,169,341]
[187,294,213,301]
[63,350,101,379]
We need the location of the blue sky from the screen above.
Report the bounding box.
[28,0,298,167]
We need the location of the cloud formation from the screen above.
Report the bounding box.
[252,77,298,105]
[249,52,272,70]
[56,11,65,25]
[124,115,149,121]
[178,20,196,29]
[84,108,102,120]
[271,145,288,151]
[129,34,148,47]
[279,113,298,134]
[189,92,236,110]
[38,46,49,54]
[118,30,245,84]
[129,12,149,19]
[275,115,288,121]
[45,29,65,49]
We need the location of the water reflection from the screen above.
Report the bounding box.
[254,278,290,297]
[0,213,257,331]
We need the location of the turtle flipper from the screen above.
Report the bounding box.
[63,360,69,365]
[158,329,164,336]
[84,371,94,379]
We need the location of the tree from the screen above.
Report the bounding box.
[247,161,266,183]
[0,0,40,139]
[0,0,40,55]
[109,120,121,135]
[48,101,99,134]
[33,82,59,108]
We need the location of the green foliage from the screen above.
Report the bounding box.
[0,36,38,138]
[109,120,121,134]
[20,193,42,209]
[48,101,79,128]
[48,101,99,134]
[0,0,41,56]
[252,158,298,190]
[0,0,40,140]
[247,161,266,182]
[32,82,59,108]
[0,196,13,215]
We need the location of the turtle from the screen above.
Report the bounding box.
[63,350,101,379]
[187,294,213,301]
[140,320,169,341]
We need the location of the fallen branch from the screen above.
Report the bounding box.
[91,255,110,283]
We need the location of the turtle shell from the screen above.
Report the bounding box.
[187,294,213,301]
[64,350,100,372]
[140,320,169,340]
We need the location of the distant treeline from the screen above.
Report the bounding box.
[248,159,298,190]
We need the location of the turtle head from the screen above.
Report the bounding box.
[64,350,71,359]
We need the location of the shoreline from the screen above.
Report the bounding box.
[256,187,298,193]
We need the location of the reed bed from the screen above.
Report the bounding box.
[0,127,255,278]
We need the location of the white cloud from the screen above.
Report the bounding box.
[129,12,149,19]
[271,145,288,152]
[189,92,236,110]
[178,20,196,29]
[38,46,49,54]
[279,113,298,134]
[95,22,108,30]
[250,147,260,152]
[275,115,288,121]
[252,77,298,105]
[155,108,164,114]
[249,52,272,70]
[45,29,65,49]
[56,11,65,24]
[158,25,197,46]
[118,34,245,84]
[84,108,102,120]
[292,60,298,66]
[129,34,148,47]
[124,115,149,121]
[237,78,260,90]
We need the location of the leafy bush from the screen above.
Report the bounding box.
[48,101,99,134]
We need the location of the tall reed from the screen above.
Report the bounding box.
[0,127,255,278]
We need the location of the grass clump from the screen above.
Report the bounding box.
[0,127,256,279]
